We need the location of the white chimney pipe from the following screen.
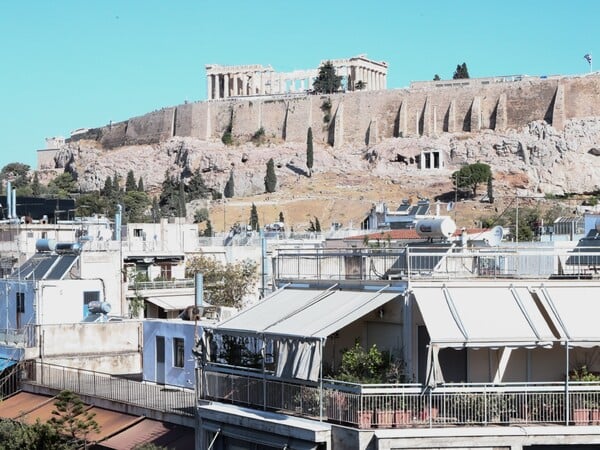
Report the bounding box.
[11,188,16,219]
[6,181,11,219]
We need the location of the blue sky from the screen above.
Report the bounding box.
[0,0,597,171]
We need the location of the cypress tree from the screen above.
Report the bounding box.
[125,170,137,192]
[31,172,41,196]
[306,127,314,177]
[204,219,213,237]
[265,158,277,193]
[279,211,284,223]
[224,171,235,198]
[487,176,494,204]
[249,203,260,231]
[137,177,144,192]
[178,181,186,217]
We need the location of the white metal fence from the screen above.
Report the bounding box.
[274,246,600,281]
[201,369,600,429]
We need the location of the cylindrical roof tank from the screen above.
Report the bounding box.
[36,239,57,253]
[415,217,457,239]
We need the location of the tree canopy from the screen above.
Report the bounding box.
[306,127,314,177]
[264,158,277,193]
[453,62,470,79]
[312,61,343,94]
[185,255,258,308]
[452,162,492,197]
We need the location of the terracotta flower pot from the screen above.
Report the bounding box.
[375,409,394,428]
[573,408,590,425]
[357,410,373,429]
[394,410,412,427]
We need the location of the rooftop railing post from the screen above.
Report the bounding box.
[428,388,432,428]
[566,341,570,425]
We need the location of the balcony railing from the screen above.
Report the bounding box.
[21,361,195,417]
[0,324,36,348]
[128,279,196,291]
[274,246,600,281]
[201,369,600,429]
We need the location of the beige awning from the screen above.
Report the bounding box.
[411,282,558,348]
[145,295,194,311]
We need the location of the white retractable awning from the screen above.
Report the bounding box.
[145,295,194,311]
[216,287,400,339]
[411,283,558,349]
[536,283,600,347]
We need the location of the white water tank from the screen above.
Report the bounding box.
[415,217,457,239]
[36,239,57,252]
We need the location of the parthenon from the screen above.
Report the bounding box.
[205,54,388,100]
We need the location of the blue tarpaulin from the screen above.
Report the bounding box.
[0,358,17,371]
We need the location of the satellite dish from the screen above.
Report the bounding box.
[447,201,455,211]
[487,226,504,246]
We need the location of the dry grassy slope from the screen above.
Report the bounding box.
[207,168,526,234]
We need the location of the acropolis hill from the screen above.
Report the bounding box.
[41,68,600,229]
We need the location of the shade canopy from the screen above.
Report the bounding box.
[411,283,558,348]
[215,286,401,339]
[536,284,600,346]
[145,295,194,311]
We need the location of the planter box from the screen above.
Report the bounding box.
[375,409,394,428]
[573,408,590,425]
[420,407,439,421]
[591,408,600,425]
[357,410,373,429]
[394,410,412,427]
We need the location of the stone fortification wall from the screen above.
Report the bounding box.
[65,74,600,150]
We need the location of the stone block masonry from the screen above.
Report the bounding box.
[65,74,600,151]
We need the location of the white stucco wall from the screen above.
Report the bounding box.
[142,319,198,389]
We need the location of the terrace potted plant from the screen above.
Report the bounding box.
[335,342,388,428]
[393,396,412,427]
[570,365,600,425]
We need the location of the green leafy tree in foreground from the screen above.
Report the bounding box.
[312,61,343,94]
[185,255,258,308]
[49,390,100,447]
[452,162,491,198]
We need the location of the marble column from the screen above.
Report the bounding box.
[223,74,229,98]
[207,74,213,100]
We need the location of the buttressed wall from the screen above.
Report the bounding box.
[68,74,600,149]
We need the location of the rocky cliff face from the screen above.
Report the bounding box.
[54,117,600,200]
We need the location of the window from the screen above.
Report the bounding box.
[159,263,172,280]
[83,291,100,317]
[16,292,25,313]
[174,338,185,368]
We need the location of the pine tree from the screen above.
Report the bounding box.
[49,390,100,446]
[306,127,314,177]
[265,158,277,193]
[313,61,343,94]
[453,62,470,79]
[125,170,137,192]
[249,203,260,231]
[224,171,235,198]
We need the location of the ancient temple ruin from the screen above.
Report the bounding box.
[205,54,388,100]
